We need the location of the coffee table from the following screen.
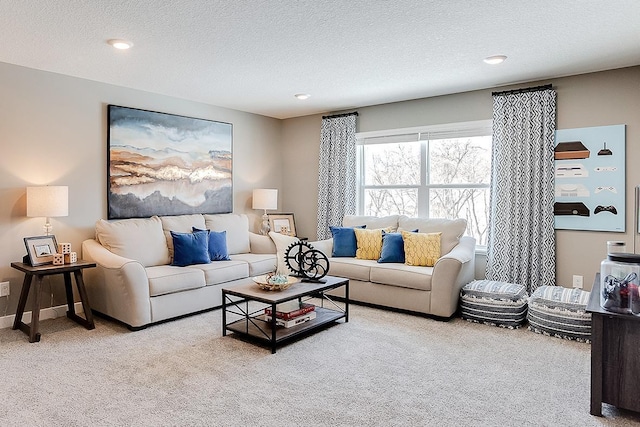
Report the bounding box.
[222,275,349,353]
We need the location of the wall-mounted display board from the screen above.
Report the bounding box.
[554,124,625,232]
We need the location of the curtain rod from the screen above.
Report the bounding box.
[492,84,552,97]
[322,111,359,119]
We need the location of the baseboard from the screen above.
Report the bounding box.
[0,302,84,330]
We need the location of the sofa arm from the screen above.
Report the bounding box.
[429,236,476,317]
[249,232,276,254]
[82,239,152,328]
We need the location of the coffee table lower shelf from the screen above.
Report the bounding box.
[225,306,345,347]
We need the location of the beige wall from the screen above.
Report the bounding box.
[0,62,282,316]
[282,66,640,291]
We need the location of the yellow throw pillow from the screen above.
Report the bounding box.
[354,228,384,260]
[401,231,442,267]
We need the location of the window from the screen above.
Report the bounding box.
[356,120,492,246]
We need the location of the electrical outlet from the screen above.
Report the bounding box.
[572,275,583,289]
[0,281,9,297]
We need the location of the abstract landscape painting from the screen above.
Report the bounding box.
[108,105,232,219]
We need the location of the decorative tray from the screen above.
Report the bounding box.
[252,275,299,291]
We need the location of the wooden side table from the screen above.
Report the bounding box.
[587,273,640,416]
[10,260,96,343]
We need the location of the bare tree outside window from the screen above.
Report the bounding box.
[359,134,491,245]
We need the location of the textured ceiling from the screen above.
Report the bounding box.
[0,0,639,119]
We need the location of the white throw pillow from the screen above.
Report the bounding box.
[95,216,170,267]
[204,214,250,255]
[268,232,300,275]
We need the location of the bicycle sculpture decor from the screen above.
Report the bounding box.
[283,241,330,283]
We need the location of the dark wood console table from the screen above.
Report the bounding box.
[10,260,96,343]
[587,273,640,416]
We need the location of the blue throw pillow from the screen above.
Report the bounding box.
[378,229,419,263]
[171,230,211,267]
[193,227,231,261]
[330,225,365,257]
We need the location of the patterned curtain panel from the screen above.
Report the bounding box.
[316,113,357,239]
[486,88,557,293]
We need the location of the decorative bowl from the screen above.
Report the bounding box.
[252,275,298,291]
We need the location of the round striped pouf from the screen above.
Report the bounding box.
[459,280,528,329]
[527,285,591,343]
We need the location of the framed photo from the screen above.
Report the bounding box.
[107,105,233,219]
[268,213,296,236]
[24,235,58,266]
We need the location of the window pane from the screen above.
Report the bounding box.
[364,142,420,185]
[428,136,491,185]
[364,188,418,217]
[429,188,489,246]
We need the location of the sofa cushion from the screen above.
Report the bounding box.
[204,214,250,255]
[343,215,399,231]
[402,231,441,267]
[330,225,365,257]
[146,265,206,297]
[398,216,467,256]
[378,230,418,263]
[370,263,433,291]
[95,216,170,267]
[194,227,231,261]
[230,253,277,276]
[354,228,383,260]
[190,260,249,285]
[171,230,211,267]
[160,214,207,260]
[328,258,373,282]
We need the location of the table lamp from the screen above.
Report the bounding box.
[252,189,278,235]
[27,186,69,235]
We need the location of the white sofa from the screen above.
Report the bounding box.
[81,213,276,329]
[313,215,476,318]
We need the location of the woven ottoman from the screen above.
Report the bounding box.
[459,280,528,328]
[527,285,591,342]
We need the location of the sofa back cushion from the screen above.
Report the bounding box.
[95,216,170,267]
[160,214,207,260]
[397,216,467,256]
[343,215,399,231]
[204,214,250,255]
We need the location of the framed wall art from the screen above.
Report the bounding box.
[554,124,625,232]
[268,213,297,236]
[24,235,58,266]
[107,105,233,219]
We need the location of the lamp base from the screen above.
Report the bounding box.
[259,213,270,235]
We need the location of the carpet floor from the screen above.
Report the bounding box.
[1,304,639,426]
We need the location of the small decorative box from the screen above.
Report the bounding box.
[52,253,65,265]
[64,252,78,264]
[58,243,72,254]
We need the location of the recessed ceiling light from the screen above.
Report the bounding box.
[483,55,507,65]
[107,39,133,50]
[294,93,310,100]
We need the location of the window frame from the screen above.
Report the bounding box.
[356,120,492,245]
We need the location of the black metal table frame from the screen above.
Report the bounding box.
[222,278,348,353]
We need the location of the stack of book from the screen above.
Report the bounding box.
[264,300,316,328]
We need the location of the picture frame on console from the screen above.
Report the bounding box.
[267,213,296,236]
[24,235,58,266]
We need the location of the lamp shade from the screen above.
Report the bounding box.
[27,186,69,218]
[252,189,278,210]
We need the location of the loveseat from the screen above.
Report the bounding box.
[81,213,276,329]
[311,215,476,318]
